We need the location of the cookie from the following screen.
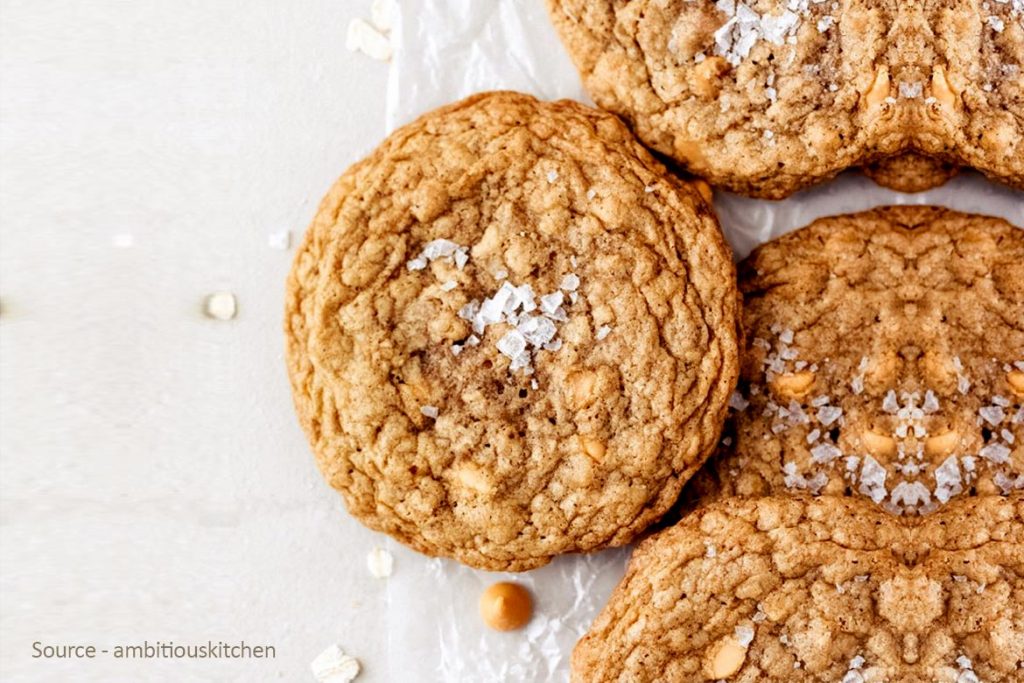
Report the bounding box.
[861,154,959,194]
[284,91,741,571]
[572,495,1024,682]
[545,1,1024,198]
[696,207,1024,514]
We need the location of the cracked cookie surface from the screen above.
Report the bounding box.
[285,91,740,571]
[546,0,1024,197]
[572,495,1024,683]
[695,207,1024,514]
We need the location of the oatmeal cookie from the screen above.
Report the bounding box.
[284,91,740,571]
[572,495,1024,682]
[696,207,1024,514]
[546,0,1024,197]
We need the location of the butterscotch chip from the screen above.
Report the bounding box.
[862,429,897,459]
[694,207,1024,512]
[285,91,740,571]
[479,582,533,631]
[703,634,748,679]
[545,1,1024,196]
[770,371,816,400]
[862,66,891,109]
[925,430,960,458]
[572,496,1024,682]
[1007,370,1024,397]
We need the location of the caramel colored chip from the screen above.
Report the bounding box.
[479,582,533,631]
[703,636,747,679]
[770,371,815,400]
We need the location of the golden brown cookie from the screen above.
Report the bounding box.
[572,495,1024,682]
[284,91,740,571]
[696,207,1024,514]
[545,1,1024,197]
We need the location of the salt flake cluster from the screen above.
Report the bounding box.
[713,0,830,66]
[458,276,577,375]
[405,236,612,382]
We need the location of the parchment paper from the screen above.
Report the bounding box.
[377,2,1024,680]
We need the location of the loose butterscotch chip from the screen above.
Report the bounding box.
[479,582,533,631]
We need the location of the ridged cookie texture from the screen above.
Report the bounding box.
[572,495,1024,683]
[285,91,740,571]
[694,207,1024,514]
[546,0,1024,197]
[862,154,959,194]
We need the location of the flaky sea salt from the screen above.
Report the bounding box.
[810,442,842,464]
[979,442,1011,464]
[420,405,439,419]
[458,270,581,376]
[729,391,749,411]
[540,291,564,314]
[890,481,930,508]
[859,456,887,504]
[497,329,528,363]
[979,405,1005,425]
[595,325,612,341]
[816,405,843,426]
[933,455,962,504]
[783,462,828,493]
[407,239,468,271]
[899,81,923,98]
[994,471,1024,493]
[713,1,803,66]
[560,273,580,291]
[734,625,755,647]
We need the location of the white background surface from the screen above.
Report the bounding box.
[1,1,1022,682]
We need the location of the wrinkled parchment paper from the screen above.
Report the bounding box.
[378,2,1024,680]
